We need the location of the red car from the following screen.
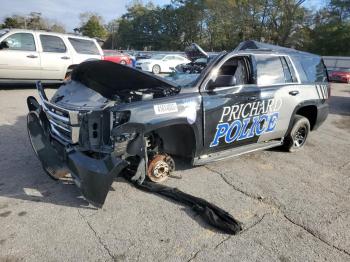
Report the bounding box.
[103,50,132,65]
[329,69,350,83]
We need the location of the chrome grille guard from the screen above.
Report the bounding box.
[36,81,80,144]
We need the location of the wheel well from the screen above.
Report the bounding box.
[296,105,317,130]
[151,124,196,158]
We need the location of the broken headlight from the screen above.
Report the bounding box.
[113,111,130,127]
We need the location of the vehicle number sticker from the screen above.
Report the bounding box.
[154,103,178,115]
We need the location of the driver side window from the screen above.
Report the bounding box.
[3,33,36,51]
[209,57,250,89]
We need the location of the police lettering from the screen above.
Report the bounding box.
[210,98,281,147]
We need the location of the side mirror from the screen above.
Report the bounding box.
[0,41,9,50]
[207,75,237,90]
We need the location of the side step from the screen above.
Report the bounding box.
[193,140,283,166]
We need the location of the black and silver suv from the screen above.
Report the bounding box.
[26,41,330,206]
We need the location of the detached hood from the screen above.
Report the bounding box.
[185,43,209,61]
[70,60,177,100]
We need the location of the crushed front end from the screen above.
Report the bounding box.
[26,60,181,207]
[27,82,128,207]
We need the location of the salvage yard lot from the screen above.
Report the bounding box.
[0,84,349,261]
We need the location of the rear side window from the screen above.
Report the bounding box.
[3,33,36,51]
[68,38,99,55]
[40,35,66,53]
[255,55,286,85]
[301,57,328,83]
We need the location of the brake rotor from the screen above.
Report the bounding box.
[147,154,175,183]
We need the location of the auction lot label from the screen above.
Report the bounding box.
[210,98,282,147]
[154,103,178,115]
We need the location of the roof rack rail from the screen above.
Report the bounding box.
[242,48,273,52]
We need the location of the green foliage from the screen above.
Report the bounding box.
[79,12,107,39]
[1,1,349,55]
[107,0,349,55]
[0,13,66,33]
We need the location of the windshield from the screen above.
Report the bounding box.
[165,73,201,87]
[0,29,9,38]
[165,51,226,87]
[151,54,166,60]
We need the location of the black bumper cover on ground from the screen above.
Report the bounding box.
[27,111,127,207]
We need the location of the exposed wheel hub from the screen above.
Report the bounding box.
[147,154,175,183]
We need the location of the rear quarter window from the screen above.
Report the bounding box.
[300,57,328,83]
[68,38,100,55]
[255,55,286,85]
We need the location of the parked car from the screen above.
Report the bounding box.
[0,29,103,83]
[136,54,191,74]
[329,69,350,83]
[124,51,137,67]
[26,40,329,207]
[174,43,218,74]
[135,52,152,61]
[103,50,132,65]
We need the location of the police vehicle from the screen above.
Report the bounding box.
[26,41,330,207]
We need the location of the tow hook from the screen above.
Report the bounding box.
[147,153,175,183]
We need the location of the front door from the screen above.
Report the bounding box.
[202,55,261,154]
[0,32,41,79]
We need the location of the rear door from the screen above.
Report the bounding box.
[38,34,72,80]
[0,32,41,79]
[252,54,300,142]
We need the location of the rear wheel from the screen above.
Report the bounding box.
[152,64,161,74]
[283,115,310,152]
[120,60,126,65]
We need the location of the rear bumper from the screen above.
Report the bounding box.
[313,102,329,130]
[27,98,127,207]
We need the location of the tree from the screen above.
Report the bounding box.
[0,13,66,33]
[79,12,107,39]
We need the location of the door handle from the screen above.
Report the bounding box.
[247,96,259,101]
[61,56,70,60]
[27,55,38,58]
[289,90,299,96]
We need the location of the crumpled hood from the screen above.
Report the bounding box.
[71,60,177,100]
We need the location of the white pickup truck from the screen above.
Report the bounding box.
[0,29,103,83]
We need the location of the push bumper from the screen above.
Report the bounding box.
[27,97,127,207]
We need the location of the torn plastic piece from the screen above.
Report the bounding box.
[130,178,242,235]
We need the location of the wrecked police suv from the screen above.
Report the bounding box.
[27,41,330,207]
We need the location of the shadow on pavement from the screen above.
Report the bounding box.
[0,83,60,90]
[329,95,350,116]
[0,115,95,209]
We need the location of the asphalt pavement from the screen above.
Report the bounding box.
[0,84,349,261]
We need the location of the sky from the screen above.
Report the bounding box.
[0,0,171,31]
[1,0,326,32]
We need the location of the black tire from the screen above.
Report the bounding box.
[152,64,161,74]
[283,115,310,152]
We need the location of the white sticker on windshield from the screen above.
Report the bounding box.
[154,103,178,115]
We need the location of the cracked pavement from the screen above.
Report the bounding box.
[0,84,349,261]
